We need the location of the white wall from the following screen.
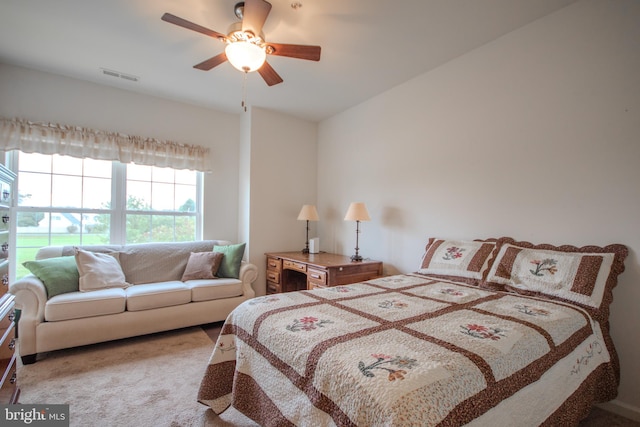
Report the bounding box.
[2,0,638,417]
[244,107,318,295]
[0,64,320,296]
[237,109,252,251]
[318,0,640,418]
[0,63,241,242]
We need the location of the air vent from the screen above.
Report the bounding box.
[100,68,139,82]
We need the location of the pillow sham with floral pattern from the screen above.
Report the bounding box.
[483,237,627,323]
[416,238,498,286]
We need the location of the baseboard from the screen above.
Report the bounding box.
[597,400,640,422]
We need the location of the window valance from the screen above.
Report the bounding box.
[0,117,212,172]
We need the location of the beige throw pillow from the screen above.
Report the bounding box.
[181,251,224,281]
[75,248,130,292]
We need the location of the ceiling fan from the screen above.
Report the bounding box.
[161,0,321,86]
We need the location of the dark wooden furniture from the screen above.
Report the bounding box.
[0,164,18,403]
[0,165,14,296]
[0,293,19,403]
[265,252,383,294]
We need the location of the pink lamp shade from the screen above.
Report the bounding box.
[297,205,319,221]
[344,202,370,222]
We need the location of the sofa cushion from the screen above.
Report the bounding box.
[125,281,191,311]
[75,249,130,292]
[23,256,79,298]
[214,243,246,279]
[181,251,224,281]
[184,278,244,302]
[60,245,123,257]
[117,241,217,285]
[45,288,126,321]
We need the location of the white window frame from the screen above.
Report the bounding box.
[7,151,203,281]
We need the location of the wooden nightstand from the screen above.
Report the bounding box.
[265,252,383,294]
[0,293,19,404]
[0,165,17,404]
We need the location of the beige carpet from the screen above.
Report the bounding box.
[17,325,639,427]
[18,327,217,427]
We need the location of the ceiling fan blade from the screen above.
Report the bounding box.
[266,43,321,61]
[242,0,272,36]
[161,13,226,41]
[258,61,283,86]
[193,53,228,71]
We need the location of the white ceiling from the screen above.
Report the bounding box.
[0,0,578,122]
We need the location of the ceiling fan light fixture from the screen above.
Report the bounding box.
[161,0,321,86]
[225,41,266,72]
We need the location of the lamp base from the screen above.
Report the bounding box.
[302,247,310,254]
[350,254,363,262]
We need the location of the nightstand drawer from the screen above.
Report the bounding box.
[266,257,282,272]
[0,209,8,233]
[0,308,12,330]
[0,232,7,260]
[307,268,327,287]
[0,354,17,403]
[266,270,280,284]
[0,260,8,294]
[0,324,15,360]
[283,260,306,273]
[0,182,10,207]
[266,281,282,294]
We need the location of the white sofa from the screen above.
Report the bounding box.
[9,240,257,364]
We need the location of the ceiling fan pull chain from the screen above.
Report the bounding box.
[242,71,248,112]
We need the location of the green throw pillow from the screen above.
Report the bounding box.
[23,256,80,298]
[214,243,246,279]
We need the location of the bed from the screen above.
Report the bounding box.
[198,237,628,426]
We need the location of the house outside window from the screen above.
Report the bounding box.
[9,151,202,279]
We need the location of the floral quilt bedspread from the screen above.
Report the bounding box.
[198,274,617,426]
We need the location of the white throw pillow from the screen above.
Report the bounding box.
[75,248,130,292]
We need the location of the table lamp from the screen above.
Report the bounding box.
[344,202,370,261]
[297,204,319,254]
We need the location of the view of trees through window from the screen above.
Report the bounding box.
[12,152,201,279]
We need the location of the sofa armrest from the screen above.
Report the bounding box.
[238,261,258,299]
[9,274,47,319]
[9,274,48,358]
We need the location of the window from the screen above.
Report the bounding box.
[11,151,202,279]
[123,163,198,243]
